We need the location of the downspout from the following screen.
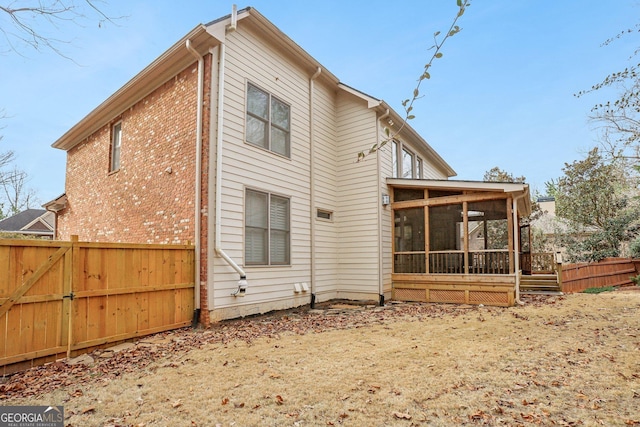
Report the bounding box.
[376,109,390,306]
[513,192,527,306]
[214,41,248,292]
[186,39,203,323]
[309,67,321,308]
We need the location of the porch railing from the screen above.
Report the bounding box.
[520,252,556,274]
[468,250,510,274]
[395,250,513,275]
[429,251,465,274]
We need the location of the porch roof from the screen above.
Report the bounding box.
[386,178,531,216]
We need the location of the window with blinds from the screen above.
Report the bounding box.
[245,189,290,266]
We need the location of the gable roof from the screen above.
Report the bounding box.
[51,7,455,177]
[0,209,54,233]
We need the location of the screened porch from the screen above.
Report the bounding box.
[388,179,531,307]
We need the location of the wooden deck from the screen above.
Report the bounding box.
[392,273,516,307]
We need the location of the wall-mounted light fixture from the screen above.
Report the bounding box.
[382,194,390,206]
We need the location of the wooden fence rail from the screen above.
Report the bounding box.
[561,257,639,293]
[0,237,194,375]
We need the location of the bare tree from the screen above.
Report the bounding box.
[0,0,120,57]
[0,108,14,169]
[0,166,38,216]
[576,23,640,164]
[0,2,119,218]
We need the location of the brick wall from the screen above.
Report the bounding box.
[57,62,201,244]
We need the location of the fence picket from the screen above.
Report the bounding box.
[0,238,195,375]
[561,258,639,293]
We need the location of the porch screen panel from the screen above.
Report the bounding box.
[394,207,425,273]
[428,204,464,273]
[467,200,509,274]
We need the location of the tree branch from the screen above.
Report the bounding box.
[357,0,471,161]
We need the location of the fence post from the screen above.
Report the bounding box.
[555,252,563,292]
[66,235,79,358]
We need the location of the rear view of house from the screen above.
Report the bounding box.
[48,7,532,324]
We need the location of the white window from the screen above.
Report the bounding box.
[245,189,290,265]
[391,140,399,178]
[392,140,423,179]
[110,122,122,172]
[402,147,414,179]
[246,83,290,157]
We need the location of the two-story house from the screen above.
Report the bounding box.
[46,7,531,324]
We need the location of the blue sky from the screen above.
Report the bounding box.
[1,1,638,204]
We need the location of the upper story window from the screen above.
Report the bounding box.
[246,83,291,157]
[391,140,423,179]
[110,121,122,172]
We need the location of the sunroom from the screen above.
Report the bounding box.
[388,179,532,307]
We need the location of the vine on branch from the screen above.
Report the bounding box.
[357,0,471,162]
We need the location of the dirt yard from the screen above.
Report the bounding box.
[2,291,639,426]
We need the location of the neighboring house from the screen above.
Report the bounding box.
[530,196,595,260]
[46,7,531,324]
[0,209,55,239]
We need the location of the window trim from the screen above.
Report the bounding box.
[110,121,122,172]
[245,82,291,158]
[391,139,423,179]
[244,188,291,266]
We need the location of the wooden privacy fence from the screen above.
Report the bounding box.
[561,257,639,293]
[0,237,194,375]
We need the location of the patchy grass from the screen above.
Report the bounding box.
[2,292,640,426]
[583,286,617,294]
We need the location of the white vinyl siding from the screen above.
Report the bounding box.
[210,25,312,312]
[312,79,339,299]
[206,15,452,320]
[335,91,380,297]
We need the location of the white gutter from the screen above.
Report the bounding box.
[376,108,390,305]
[512,192,527,305]
[185,39,203,312]
[309,67,321,307]
[214,42,247,281]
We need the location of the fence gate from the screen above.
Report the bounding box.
[0,237,194,375]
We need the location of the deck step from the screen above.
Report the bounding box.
[520,274,561,293]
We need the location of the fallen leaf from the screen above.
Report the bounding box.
[393,411,412,420]
[82,406,95,414]
[221,398,229,405]
[275,395,284,405]
[172,399,182,408]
